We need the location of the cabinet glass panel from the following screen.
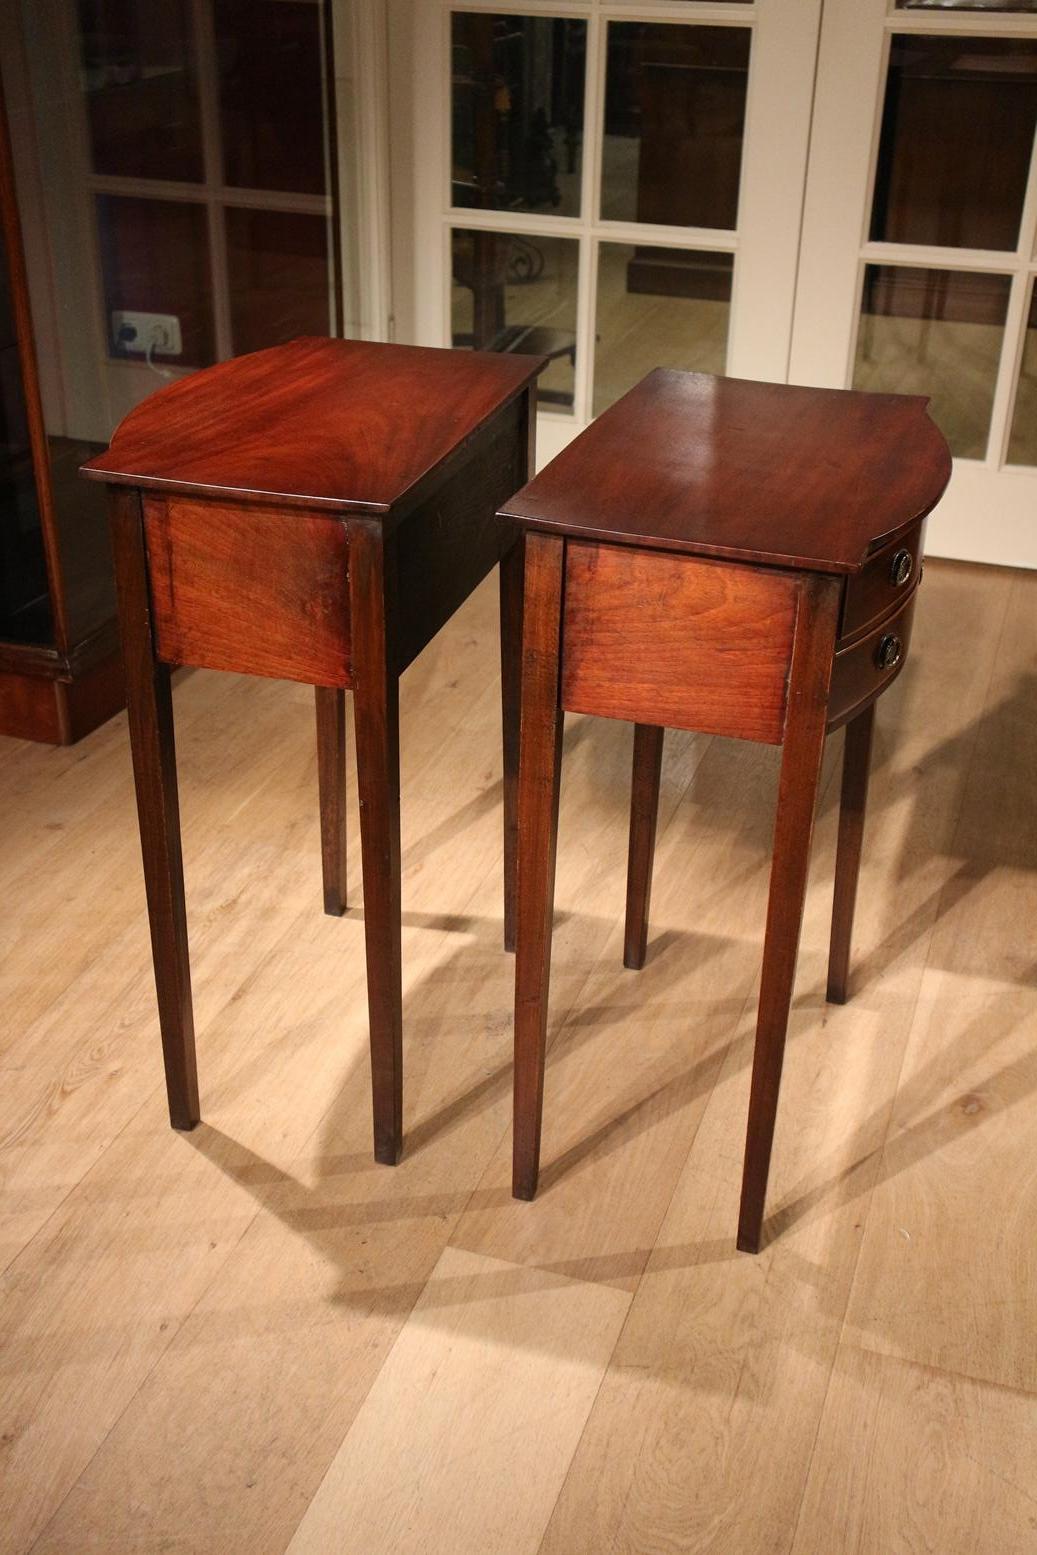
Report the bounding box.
[601,24,750,228]
[451,14,587,217]
[226,209,332,355]
[1007,283,1037,465]
[871,37,1037,250]
[594,244,731,416]
[215,0,329,195]
[451,228,578,409]
[96,195,215,369]
[78,0,203,181]
[853,264,1010,459]
[0,235,50,645]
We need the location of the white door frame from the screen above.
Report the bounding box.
[390,0,823,465]
[791,0,1037,568]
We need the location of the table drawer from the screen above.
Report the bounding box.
[829,585,917,729]
[840,520,923,642]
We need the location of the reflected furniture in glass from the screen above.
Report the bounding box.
[499,370,951,1252]
[81,338,545,1161]
[0,77,122,742]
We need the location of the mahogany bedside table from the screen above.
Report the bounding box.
[499,369,951,1253]
[81,337,545,1166]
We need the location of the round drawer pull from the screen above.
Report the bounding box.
[876,634,902,671]
[890,549,913,587]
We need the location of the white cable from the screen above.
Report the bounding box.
[145,332,174,380]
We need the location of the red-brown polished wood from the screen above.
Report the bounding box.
[624,723,664,972]
[84,339,544,1165]
[82,336,542,515]
[827,702,876,1007]
[501,369,951,572]
[503,368,951,1252]
[561,541,799,743]
[144,496,351,686]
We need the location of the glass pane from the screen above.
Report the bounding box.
[78,0,203,181]
[1007,284,1037,465]
[0,235,50,645]
[451,14,586,217]
[96,195,215,369]
[451,228,578,409]
[601,24,750,228]
[594,244,731,417]
[871,37,1037,250]
[854,264,1011,459]
[226,209,331,356]
[215,0,328,195]
[895,2,1037,12]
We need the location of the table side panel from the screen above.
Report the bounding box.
[143,496,350,687]
[560,542,800,744]
[395,394,527,673]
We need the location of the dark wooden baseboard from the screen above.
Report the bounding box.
[0,642,124,744]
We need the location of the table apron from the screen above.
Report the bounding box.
[559,540,803,745]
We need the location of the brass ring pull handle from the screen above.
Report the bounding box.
[876,634,902,671]
[890,549,913,586]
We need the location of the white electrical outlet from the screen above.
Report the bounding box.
[111,310,183,357]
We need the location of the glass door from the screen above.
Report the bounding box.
[790,0,1037,567]
[394,0,824,462]
[18,0,340,442]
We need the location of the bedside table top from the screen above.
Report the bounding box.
[500,369,952,574]
[81,338,546,514]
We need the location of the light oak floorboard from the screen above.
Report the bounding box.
[285,1246,630,1555]
[790,1345,1037,1555]
[537,561,1023,1555]
[1,563,1033,1555]
[840,568,1037,1395]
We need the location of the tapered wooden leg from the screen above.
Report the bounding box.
[349,523,403,1165]
[826,702,876,1005]
[512,533,565,1201]
[500,535,524,952]
[315,686,348,917]
[737,577,841,1253]
[624,722,664,970]
[108,486,199,1130]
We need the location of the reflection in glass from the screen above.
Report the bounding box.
[854,265,1010,459]
[216,0,329,195]
[451,14,586,217]
[96,195,215,369]
[1007,285,1037,465]
[226,209,331,355]
[451,228,578,409]
[871,36,1037,250]
[0,233,49,644]
[78,0,202,181]
[601,24,749,228]
[594,244,731,417]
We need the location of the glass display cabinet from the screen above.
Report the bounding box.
[0,0,340,742]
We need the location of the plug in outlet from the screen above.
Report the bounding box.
[111,310,183,358]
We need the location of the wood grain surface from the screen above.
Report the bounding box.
[81,337,545,514]
[501,369,951,572]
[561,541,799,743]
[144,495,351,687]
[3,560,1035,1555]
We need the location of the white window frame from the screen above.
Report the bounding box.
[791,0,1037,568]
[392,0,823,463]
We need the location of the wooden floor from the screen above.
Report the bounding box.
[2,557,1035,1554]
